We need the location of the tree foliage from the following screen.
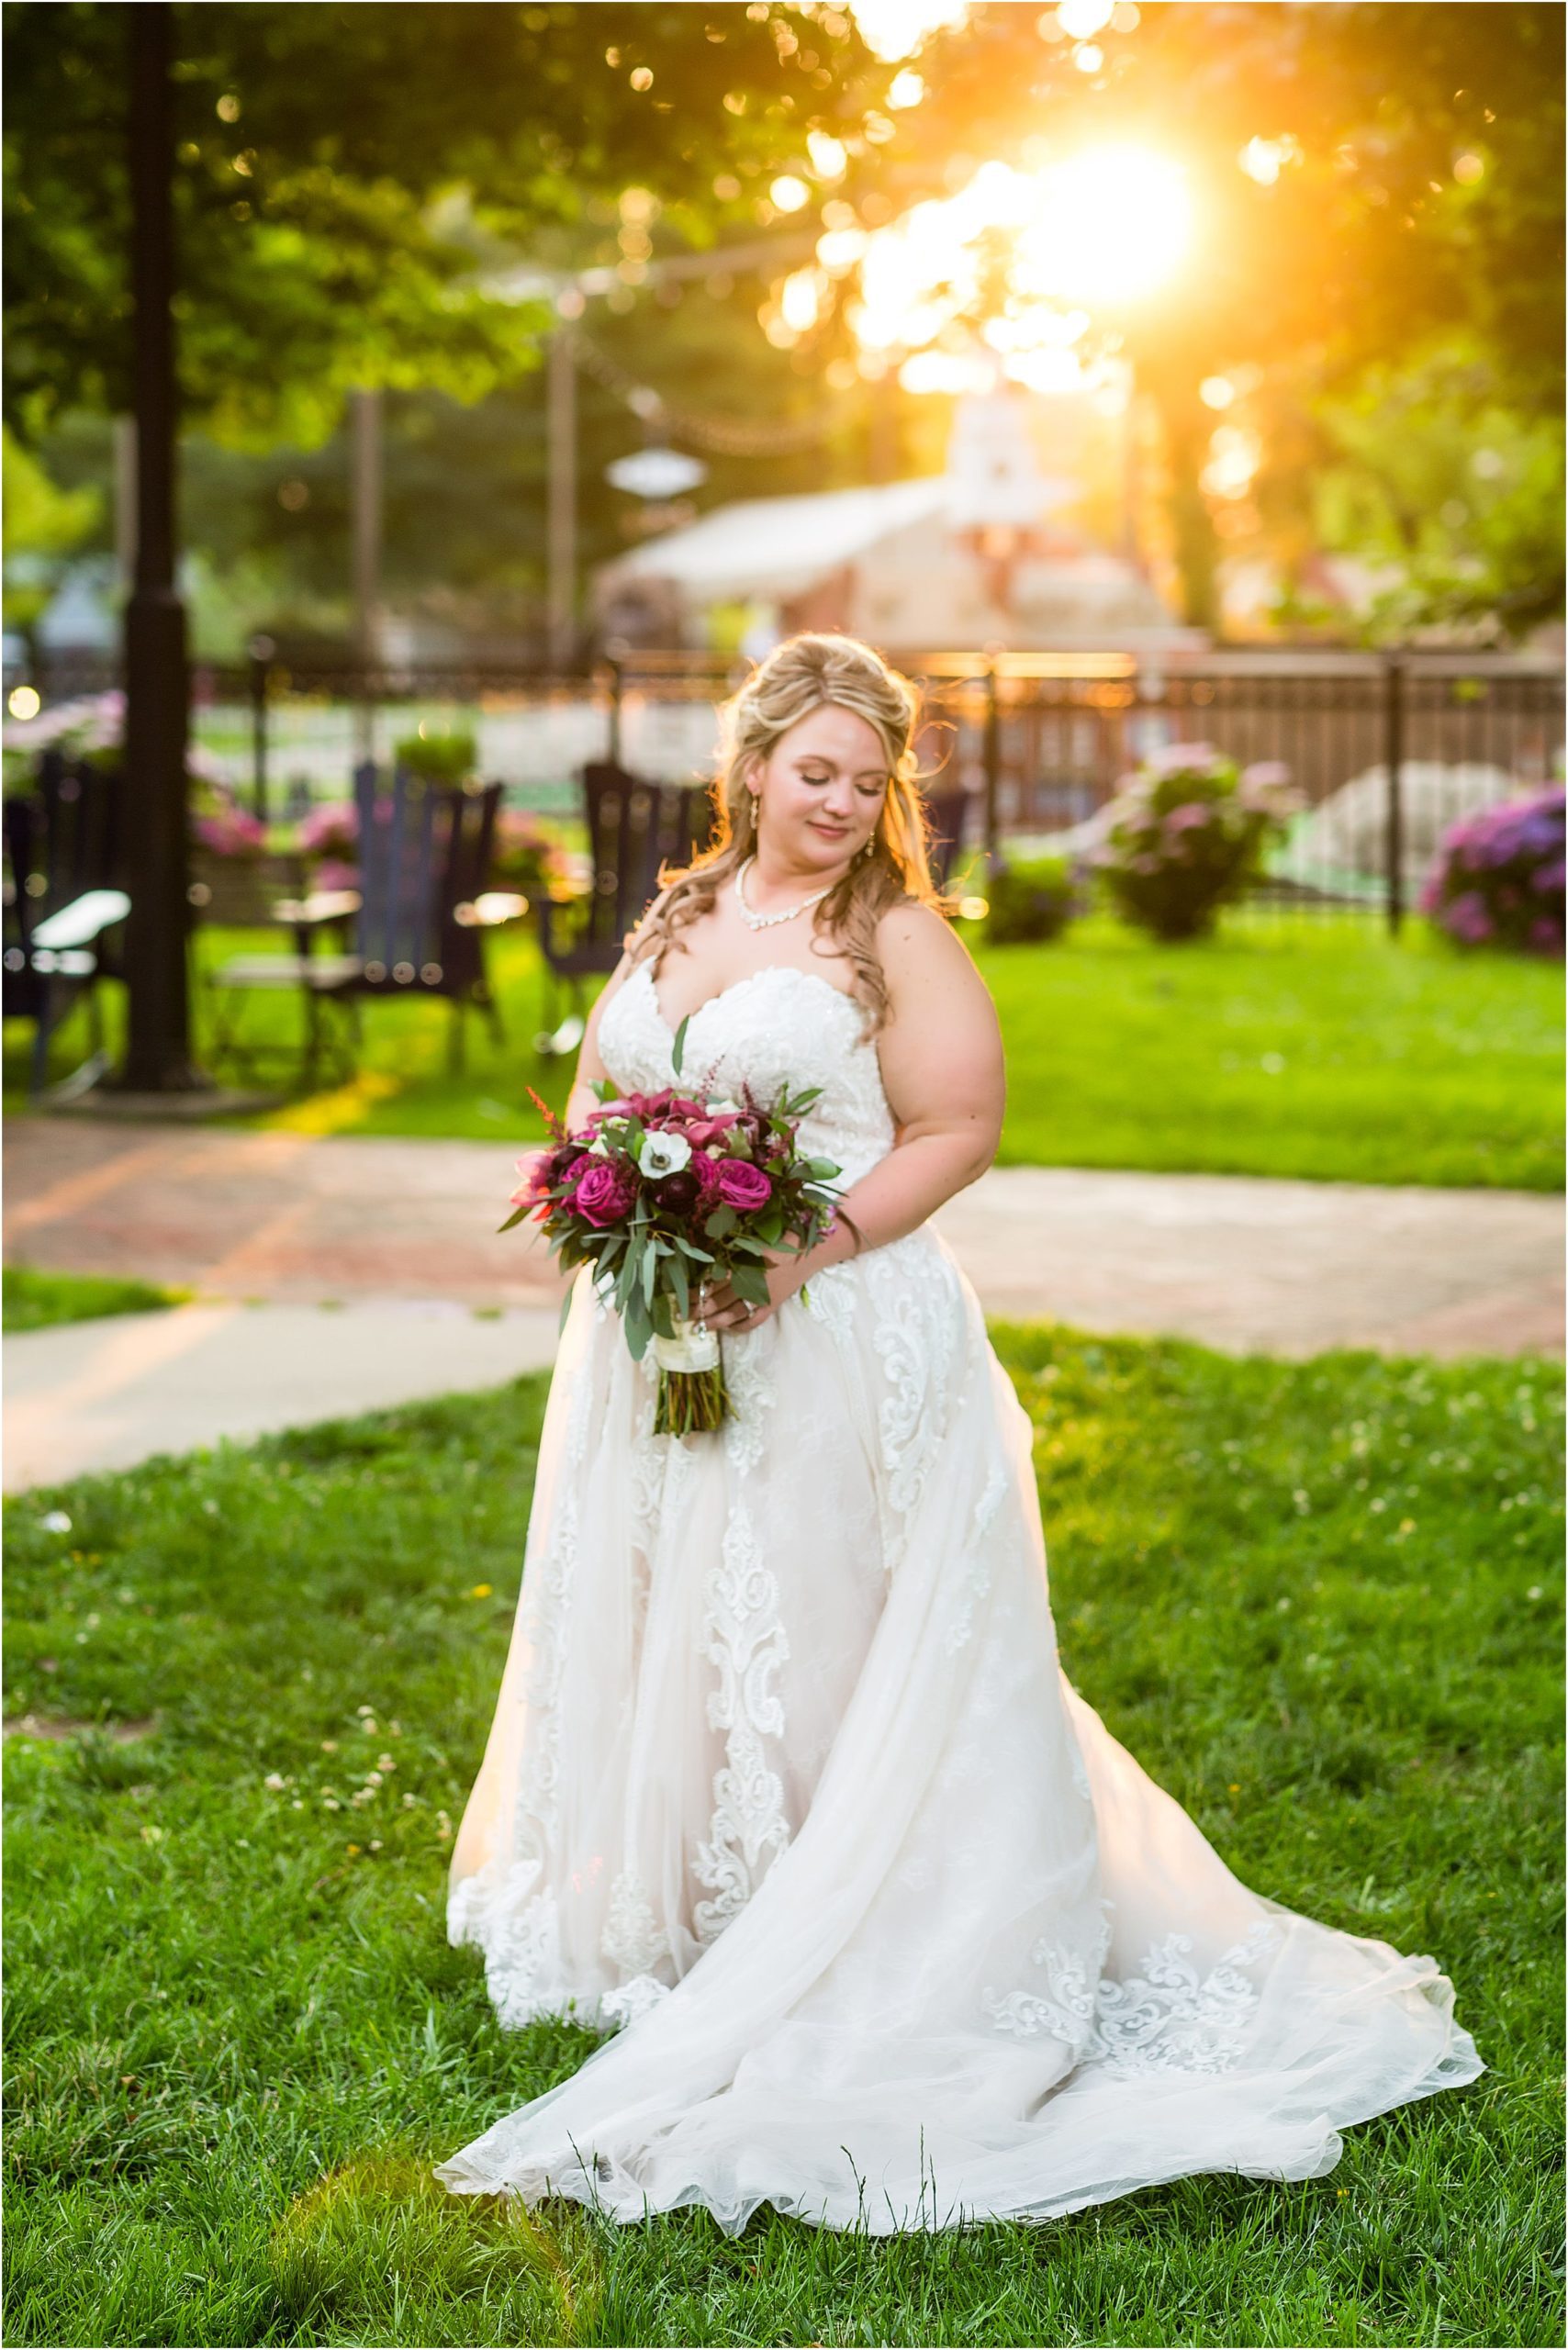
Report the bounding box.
[3,1,890,446]
[872,2,1563,631]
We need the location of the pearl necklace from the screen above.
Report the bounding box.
[733,855,838,931]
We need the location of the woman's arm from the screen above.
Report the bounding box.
[700,901,1005,1329]
[804,899,1005,1269]
[561,957,632,1135]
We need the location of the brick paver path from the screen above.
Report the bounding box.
[7,1117,1561,1358]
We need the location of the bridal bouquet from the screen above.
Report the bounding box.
[501,1016,844,1436]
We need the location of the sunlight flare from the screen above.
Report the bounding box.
[847,146,1193,375]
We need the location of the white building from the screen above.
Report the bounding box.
[596,386,1205,655]
[595,472,1204,656]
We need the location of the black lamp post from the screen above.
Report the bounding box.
[113,0,207,1094]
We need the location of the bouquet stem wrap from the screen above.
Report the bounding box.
[649,1315,729,1437]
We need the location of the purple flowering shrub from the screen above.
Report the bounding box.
[1093,744,1299,941]
[1418,786,1565,957]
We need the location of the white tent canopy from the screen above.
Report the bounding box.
[599,478,952,604]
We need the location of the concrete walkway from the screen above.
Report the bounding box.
[5,1299,564,1491]
[5,1118,1561,1491]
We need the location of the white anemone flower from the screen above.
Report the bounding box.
[638,1131,693,1179]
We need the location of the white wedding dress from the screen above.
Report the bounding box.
[433,957,1481,2233]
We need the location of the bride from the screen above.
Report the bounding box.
[433,632,1481,2234]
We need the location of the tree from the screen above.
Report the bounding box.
[2,2,901,1092]
[2,426,103,644]
[4,1,893,447]
[1305,335,1565,639]
[830,1,1564,632]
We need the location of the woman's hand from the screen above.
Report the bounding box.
[693,1248,808,1335]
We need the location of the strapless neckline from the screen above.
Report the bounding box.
[634,957,862,1041]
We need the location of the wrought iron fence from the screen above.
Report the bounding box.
[11,645,1563,928]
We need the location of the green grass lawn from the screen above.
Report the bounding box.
[5,1328,1561,2347]
[3,1266,189,1334]
[4,910,1562,1192]
[981,914,1562,1190]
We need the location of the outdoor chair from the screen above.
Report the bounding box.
[535,761,715,1054]
[187,845,308,929]
[207,762,512,1087]
[2,751,129,1097]
[198,851,362,1090]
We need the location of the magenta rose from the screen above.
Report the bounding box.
[714,1158,773,1212]
[689,1149,726,1203]
[570,1157,637,1227]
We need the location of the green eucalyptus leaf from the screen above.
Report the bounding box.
[624,1290,654,1360]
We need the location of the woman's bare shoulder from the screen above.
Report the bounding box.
[874,894,983,993]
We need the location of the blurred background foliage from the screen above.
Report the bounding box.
[3,0,1561,653]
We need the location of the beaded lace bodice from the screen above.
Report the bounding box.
[598,958,898,1187]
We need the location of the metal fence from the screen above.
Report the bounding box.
[14,645,1564,927]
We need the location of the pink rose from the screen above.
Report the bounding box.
[714,1158,773,1212]
[511,1142,584,1211]
[571,1157,637,1227]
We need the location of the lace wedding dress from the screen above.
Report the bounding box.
[433,957,1481,2233]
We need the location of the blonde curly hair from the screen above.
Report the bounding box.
[626,632,957,1035]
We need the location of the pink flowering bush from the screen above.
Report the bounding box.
[4,688,239,801]
[295,796,570,899]
[296,800,361,892]
[1418,786,1564,957]
[192,799,268,858]
[297,800,358,861]
[488,808,575,895]
[1093,743,1299,941]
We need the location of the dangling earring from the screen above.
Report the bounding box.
[860,834,876,860]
